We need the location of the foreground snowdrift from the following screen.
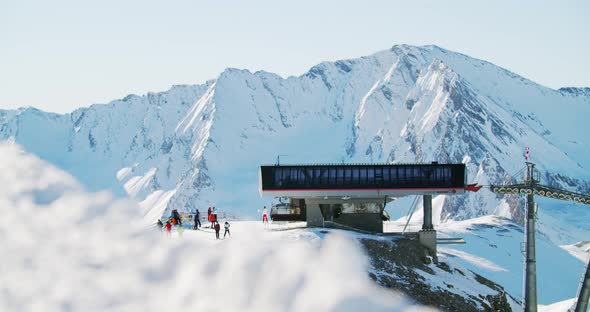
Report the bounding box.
[0,144,425,312]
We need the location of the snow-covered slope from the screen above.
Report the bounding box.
[539,298,577,312]
[436,216,587,305]
[0,143,516,312]
[1,44,589,229]
[561,241,590,262]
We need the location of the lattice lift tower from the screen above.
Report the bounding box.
[490,161,590,312]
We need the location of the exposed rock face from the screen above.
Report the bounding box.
[360,237,514,311]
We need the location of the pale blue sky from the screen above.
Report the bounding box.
[1,0,588,113]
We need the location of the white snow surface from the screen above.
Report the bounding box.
[438,248,508,272]
[0,144,428,312]
[436,216,587,305]
[538,298,576,312]
[561,241,590,263]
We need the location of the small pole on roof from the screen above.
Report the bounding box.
[276,154,287,166]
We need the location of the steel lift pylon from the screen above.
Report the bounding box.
[491,162,590,312]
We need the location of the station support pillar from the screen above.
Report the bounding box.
[422,194,433,230]
[419,194,437,263]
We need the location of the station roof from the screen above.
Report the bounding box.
[259,163,469,198]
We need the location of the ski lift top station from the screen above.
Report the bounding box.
[258,151,590,312]
[259,162,482,254]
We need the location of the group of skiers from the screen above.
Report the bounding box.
[203,206,230,239]
[157,219,183,238]
[156,205,272,239]
[156,206,230,239]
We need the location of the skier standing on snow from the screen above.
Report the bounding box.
[208,207,212,227]
[157,219,164,230]
[193,209,201,230]
[214,221,221,239]
[169,212,176,225]
[210,206,217,228]
[177,224,184,238]
[262,206,269,226]
[165,221,172,237]
[172,209,182,225]
[223,221,231,238]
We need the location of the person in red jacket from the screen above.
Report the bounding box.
[214,221,221,239]
[165,221,172,237]
[262,206,269,224]
[209,207,217,229]
[207,207,215,228]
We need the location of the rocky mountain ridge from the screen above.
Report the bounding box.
[1,44,588,229]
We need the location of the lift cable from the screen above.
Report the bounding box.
[402,195,420,234]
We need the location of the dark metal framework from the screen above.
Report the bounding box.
[490,162,590,312]
[260,163,466,190]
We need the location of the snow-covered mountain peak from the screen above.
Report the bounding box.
[1,44,588,230]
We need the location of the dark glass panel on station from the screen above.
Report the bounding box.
[382,167,390,184]
[313,167,320,185]
[344,167,352,184]
[336,167,344,185]
[359,167,367,185]
[260,163,466,190]
[329,167,336,185]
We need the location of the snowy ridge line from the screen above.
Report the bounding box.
[0,44,588,231]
